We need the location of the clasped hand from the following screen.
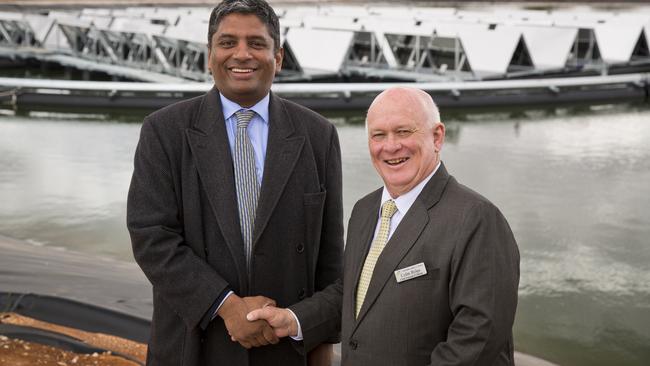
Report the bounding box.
[217,294,279,349]
[246,305,298,339]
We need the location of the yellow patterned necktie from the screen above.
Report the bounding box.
[355,199,398,318]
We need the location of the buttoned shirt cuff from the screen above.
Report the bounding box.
[212,291,234,320]
[287,308,303,341]
[199,288,233,330]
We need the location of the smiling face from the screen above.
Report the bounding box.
[366,88,445,198]
[208,13,283,107]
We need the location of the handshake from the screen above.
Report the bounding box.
[217,294,298,349]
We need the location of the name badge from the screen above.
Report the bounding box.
[394,262,427,283]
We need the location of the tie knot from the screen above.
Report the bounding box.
[235,110,255,129]
[381,200,397,219]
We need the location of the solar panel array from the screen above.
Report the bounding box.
[0,4,648,82]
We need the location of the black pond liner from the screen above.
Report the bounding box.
[0,323,144,365]
[1,292,150,365]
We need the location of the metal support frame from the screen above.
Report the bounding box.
[0,19,37,47]
[56,21,208,81]
[631,31,649,61]
[152,36,208,81]
[383,32,471,77]
[99,30,163,72]
[569,28,602,68]
[506,38,534,73]
[346,31,389,68]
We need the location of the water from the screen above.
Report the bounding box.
[1,105,649,366]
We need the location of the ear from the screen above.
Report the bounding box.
[433,122,445,152]
[275,47,284,74]
[207,45,213,74]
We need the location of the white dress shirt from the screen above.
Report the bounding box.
[372,162,441,244]
[219,93,269,185]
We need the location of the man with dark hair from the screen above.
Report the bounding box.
[207,0,281,54]
[127,0,343,364]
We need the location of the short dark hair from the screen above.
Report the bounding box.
[207,0,281,52]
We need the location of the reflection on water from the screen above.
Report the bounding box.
[1,105,650,366]
[0,118,138,258]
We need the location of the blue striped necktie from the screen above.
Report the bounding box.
[234,110,259,271]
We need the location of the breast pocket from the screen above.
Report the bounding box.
[303,190,326,206]
[303,190,326,241]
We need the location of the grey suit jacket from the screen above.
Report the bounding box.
[127,88,343,366]
[339,163,520,366]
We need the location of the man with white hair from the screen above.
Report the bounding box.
[249,87,520,365]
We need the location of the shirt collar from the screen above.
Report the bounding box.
[219,92,270,124]
[380,161,441,216]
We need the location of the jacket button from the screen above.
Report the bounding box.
[349,339,358,350]
[296,242,305,253]
[298,288,306,299]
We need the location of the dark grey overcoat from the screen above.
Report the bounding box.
[127,88,343,366]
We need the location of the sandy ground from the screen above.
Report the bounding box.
[0,336,140,366]
[1,312,147,363]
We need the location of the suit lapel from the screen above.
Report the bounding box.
[252,93,304,246]
[352,163,452,332]
[347,191,381,322]
[353,201,428,328]
[185,88,248,293]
